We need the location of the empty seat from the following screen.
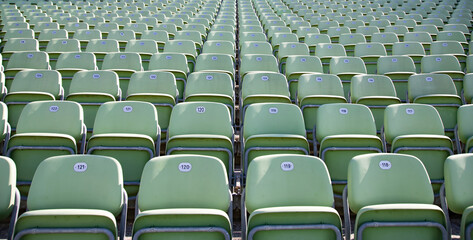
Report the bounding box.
[240,72,292,121]
[124,39,159,71]
[442,154,473,239]
[304,33,331,54]
[277,42,309,73]
[163,40,198,72]
[315,103,383,195]
[148,53,189,101]
[13,155,127,240]
[329,56,367,98]
[2,38,39,63]
[4,70,63,131]
[194,53,235,82]
[404,32,433,54]
[314,43,346,73]
[344,153,448,240]
[66,70,121,137]
[350,75,401,134]
[239,54,279,80]
[125,71,178,140]
[377,56,416,102]
[430,41,467,70]
[45,39,81,69]
[101,52,143,99]
[4,51,51,90]
[37,29,68,51]
[166,102,234,183]
[354,42,387,74]
[0,156,19,240]
[455,105,473,153]
[85,39,120,69]
[86,101,160,196]
[240,41,273,57]
[141,30,169,51]
[132,155,232,240]
[202,40,236,60]
[384,104,454,191]
[339,33,366,57]
[184,72,235,123]
[72,29,102,51]
[297,74,346,144]
[241,103,309,178]
[243,154,342,240]
[6,101,86,195]
[392,42,426,73]
[421,54,465,94]
[55,52,97,96]
[408,74,461,137]
[285,56,323,101]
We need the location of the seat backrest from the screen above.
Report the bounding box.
[239,54,279,77]
[285,55,323,75]
[174,30,204,45]
[408,73,457,101]
[278,42,309,59]
[127,71,178,98]
[56,52,97,70]
[297,74,345,102]
[194,53,234,74]
[4,28,35,40]
[384,103,445,144]
[243,103,306,139]
[339,33,367,45]
[85,39,120,53]
[0,156,15,220]
[404,31,433,43]
[354,42,387,57]
[95,22,119,33]
[168,102,233,138]
[16,101,84,141]
[138,155,230,211]
[93,101,158,139]
[185,72,234,99]
[69,70,120,98]
[329,56,367,74]
[304,33,331,45]
[148,53,189,73]
[444,154,473,214]
[10,70,61,96]
[240,41,273,56]
[141,30,169,42]
[241,72,290,98]
[73,29,102,41]
[348,153,434,213]
[437,31,467,43]
[316,103,377,141]
[457,104,473,144]
[315,43,347,57]
[164,39,198,57]
[421,54,462,72]
[377,55,416,74]
[27,155,123,216]
[392,41,426,55]
[107,29,136,41]
[6,51,50,70]
[45,38,81,52]
[3,38,39,52]
[124,39,159,54]
[202,40,235,56]
[245,154,333,213]
[38,29,68,41]
[102,52,143,71]
[350,74,397,102]
[430,41,465,55]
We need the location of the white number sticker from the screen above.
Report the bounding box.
[344,59,350,63]
[256,57,262,61]
[149,74,157,79]
[269,107,278,114]
[35,73,43,78]
[261,76,269,81]
[196,106,205,113]
[120,55,127,59]
[206,75,213,80]
[316,77,323,82]
[211,56,218,61]
[75,54,81,59]
[123,106,133,112]
[392,58,398,62]
[281,161,294,171]
[74,162,87,172]
[93,74,100,79]
[339,108,348,114]
[178,162,192,172]
[300,58,306,62]
[436,57,442,62]
[379,160,391,170]
[426,77,433,82]
[49,106,59,112]
[406,108,415,115]
[368,78,375,83]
